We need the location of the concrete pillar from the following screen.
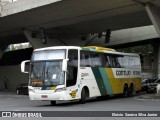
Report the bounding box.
[143,53,152,68]
[145,4,160,37]
[152,43,158,77]
[145,3,160,78]
[23,30,65,49]
[151,42,160,78]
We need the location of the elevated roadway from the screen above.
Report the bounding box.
[0,0,160,47]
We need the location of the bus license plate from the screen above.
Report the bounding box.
[41,95,48,98]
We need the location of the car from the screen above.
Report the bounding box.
[157,84,160,95]
[141,78,157,93]
[16,83,28,95]
[154,79,160,92]
[154,79,160,84]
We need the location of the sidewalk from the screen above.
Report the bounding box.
[0,90,15,95]
[136,93,160,101]
[0,91,28,99]
[0,90,17,97]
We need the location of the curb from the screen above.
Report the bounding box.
[135,93,160,101]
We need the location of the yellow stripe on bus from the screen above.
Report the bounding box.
[50,87,56,90]
[106,68,118,94]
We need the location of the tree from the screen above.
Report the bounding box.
[117,44,153,54]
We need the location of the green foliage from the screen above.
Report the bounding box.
[117,44,153,54]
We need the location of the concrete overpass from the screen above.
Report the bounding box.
[0,0,160,90]
[0,0,160,48]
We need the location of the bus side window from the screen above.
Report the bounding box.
[117,56,125,68]
[103,54,111,67]
[84,52,92,67]
[80,52,85,67]
[134,56,141,69]
[108,55,122,68]
[109,56,115,68]
[80,51,92,67]
[128,56,134,69]
[114,56,121,68]
[91,53,102,67]
[121,56,129,68]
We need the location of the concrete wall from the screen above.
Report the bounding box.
[0,65,28,91]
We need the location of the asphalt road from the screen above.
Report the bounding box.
[0,92,160,120]
[0,92,160,111]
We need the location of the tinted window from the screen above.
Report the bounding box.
[67,50,78,87]
[103,54,122,68]
[134,56,141,69]
[80,51,91,67]
[155,79,160,83]
[68,50,78,67]
[103,54,111,67]
[91,53,102,67]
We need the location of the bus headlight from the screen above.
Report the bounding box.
[29,88,36,93]
[55,87,66,92]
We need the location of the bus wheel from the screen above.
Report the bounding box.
[129,84,134,96]
[50,101,56,106]
[123,85,129,97]
[80,88,86,104]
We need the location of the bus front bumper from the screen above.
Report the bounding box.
[29,91,69,101]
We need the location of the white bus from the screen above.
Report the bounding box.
[21,46,142,105]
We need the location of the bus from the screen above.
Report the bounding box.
[21,46,142,105]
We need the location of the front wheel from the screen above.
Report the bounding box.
[80,89,86,104]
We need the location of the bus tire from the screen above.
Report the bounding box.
[80,88,86,104]
[129,84,134,96]
[50,101,56,106]
[123,84,129,97]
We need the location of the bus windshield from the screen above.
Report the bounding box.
[30,60,64,87]
[32,49,66,61]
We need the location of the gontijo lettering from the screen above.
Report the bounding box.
[116,70,131,76]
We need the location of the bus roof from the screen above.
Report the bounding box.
[82,46,139,57]
[34,46,139,57]
[34,46,81,51]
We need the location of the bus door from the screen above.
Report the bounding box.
[66,49,80,99]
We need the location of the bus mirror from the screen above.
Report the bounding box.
[62,59,68,71]
[21,60,30,73]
